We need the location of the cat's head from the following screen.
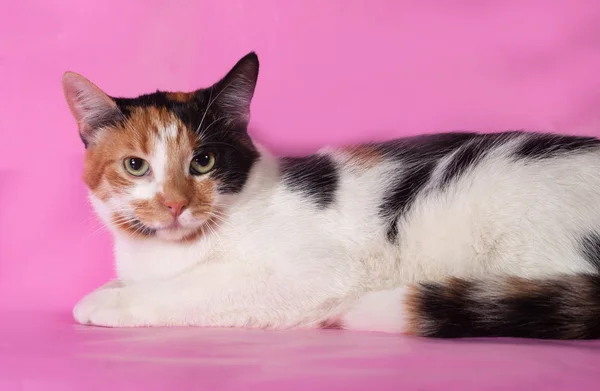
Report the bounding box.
[62,53,260,242]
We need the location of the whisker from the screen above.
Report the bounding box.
[110,216,137,224]
[195,81,237,140]
[89,223,110,237]
[196,117,227,140]
[206,220,221,243]
[196,87,214,137]
[210,214,227,224]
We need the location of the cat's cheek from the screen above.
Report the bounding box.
[89,193,113,224]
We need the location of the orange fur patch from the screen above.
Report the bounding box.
[82,151,110,192]
[131,199,168,224]
[341,145,383,168]
[504,276,542,297]
[110,213,154,238]
[165,91,195,102]
[403,284,424,336]
[444,277,470,298]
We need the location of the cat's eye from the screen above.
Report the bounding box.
[124,157,150,177]
[190,151,216,175]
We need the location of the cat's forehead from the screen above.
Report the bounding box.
[108,92,215,151]
[95,107,194,158]
[118,90,193,119]
[114,89,213,128]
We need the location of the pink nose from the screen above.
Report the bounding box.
[163,200,188,217]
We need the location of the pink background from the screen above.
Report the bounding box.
[2,1,600,390]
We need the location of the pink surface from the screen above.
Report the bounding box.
[2,0,600,390]
[1,313,600,391]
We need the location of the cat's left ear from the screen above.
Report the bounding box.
[209,52,259,126]
[62,72,122,147]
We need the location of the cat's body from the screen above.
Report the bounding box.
[64,53,600,339]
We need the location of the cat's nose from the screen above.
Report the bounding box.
[163,199,188,218]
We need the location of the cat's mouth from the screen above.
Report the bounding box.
[163,220,183,230]
[113,212,212,241]
[128,219,158,236]
[131,217,205,241]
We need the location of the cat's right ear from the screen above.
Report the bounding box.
[62,72,122,148]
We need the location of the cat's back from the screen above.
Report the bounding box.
[362,131,600,281]
[328,130,600,225]
[237,131,600,282]
[282,131,600,282]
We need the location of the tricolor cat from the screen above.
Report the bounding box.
[63,52,600,339]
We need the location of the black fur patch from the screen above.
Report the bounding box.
[580,233,600,273]
[280,155,339,208]
[413,275,600,339]
[514,133,600,160]
[418,280,477,338]
[204,133,259,194]
[378,132,477,162]
[439,134,509,188]
[419,279,567,338]
[114,91,204,127]
[376,132,480,242]
[380,161,436,242]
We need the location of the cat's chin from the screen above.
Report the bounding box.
[153,224,205,242]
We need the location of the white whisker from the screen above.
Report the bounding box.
[195,87,213,138]
[195,81,237,141]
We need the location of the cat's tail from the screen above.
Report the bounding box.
[325,274,600,339]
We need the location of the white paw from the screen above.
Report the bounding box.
[73,287,135,327]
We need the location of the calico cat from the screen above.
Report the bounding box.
[63,52,600,339]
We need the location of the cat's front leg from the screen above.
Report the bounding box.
[73,262,337,328]
[73,279,129,326]
[73,282,134,327]
[73,274,217,327]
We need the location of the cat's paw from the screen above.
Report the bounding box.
[73,287,136,327]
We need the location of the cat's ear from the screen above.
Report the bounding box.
[62,72,122,147]
[209,52,259,126]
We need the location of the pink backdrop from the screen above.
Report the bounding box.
[3,1,600,390]
[3,0,600,312]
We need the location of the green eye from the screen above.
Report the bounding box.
[190,151,216,175]
[124,157,150,177]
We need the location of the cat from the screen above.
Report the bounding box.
[63,52,600,339]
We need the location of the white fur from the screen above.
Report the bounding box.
[163,123,179,140]
[74,137,600,333]
[339,288,410,333]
